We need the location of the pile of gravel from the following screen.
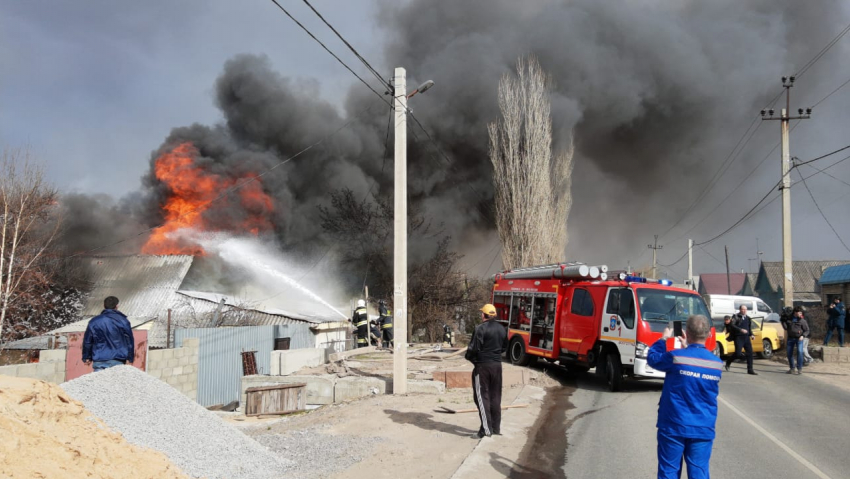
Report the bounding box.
[253,428,384,479]
[62,366,291,479]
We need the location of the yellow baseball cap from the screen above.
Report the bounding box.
[480,304,497,316]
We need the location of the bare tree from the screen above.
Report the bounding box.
[488,56,574,270]
[0,149,65,348]
[319,188,486,341]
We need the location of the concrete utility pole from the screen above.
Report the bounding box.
[648,235,662,278]
[392,67,408,395]
[687,239,694,290]
[761,76,811,308]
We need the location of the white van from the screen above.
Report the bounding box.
[703,294,774,321]
[704,294,784,342]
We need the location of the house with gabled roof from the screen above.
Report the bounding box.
[819,264,850,304]
[754,260,850,310]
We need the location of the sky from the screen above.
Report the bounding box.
[2,0,850,282]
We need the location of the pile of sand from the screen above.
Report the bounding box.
[0,375,188,479]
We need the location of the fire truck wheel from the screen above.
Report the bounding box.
[509,338,535,366]
[605,354,623,392]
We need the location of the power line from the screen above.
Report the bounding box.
[661,20,850,240]
[299,0,389,89]
[800,163,850,188]
[658,249,688,268]
[795,20,850,79]
[689,149,850,249]
[666,122,799,245]
[747,152,850,219]
[795,169,850,254]
[268,0,391,108]
[697,245,726,268]
[660,116,763,239]
[793,144,850,168]
[694,179,780,247]
[812,75,850,108]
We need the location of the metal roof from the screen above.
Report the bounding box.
[820,264,850,285]
[175,291,333,325]
[757,261,850,296]
[78,255,194,317]
[698,273,748,295]
[3,316,155,350]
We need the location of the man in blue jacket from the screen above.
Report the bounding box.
[824,297,845,347]
[83,296,135,371]
[648,315,722,479]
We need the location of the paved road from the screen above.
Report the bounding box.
[534,358,848,478]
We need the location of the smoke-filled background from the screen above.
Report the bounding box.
[3,0,850,285]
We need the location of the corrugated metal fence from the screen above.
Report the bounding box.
[175,324,313,407]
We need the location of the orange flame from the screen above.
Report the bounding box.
[141,142,274,255]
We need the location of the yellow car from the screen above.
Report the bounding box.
[712,317,780,359]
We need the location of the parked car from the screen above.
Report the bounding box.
[704,294,785,345]
[712,317,780,359]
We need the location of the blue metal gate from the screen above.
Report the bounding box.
[175,324,312,407]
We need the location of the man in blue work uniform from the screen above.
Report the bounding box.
[83,296,135,371]
[824,297,845,347]
[648,315,722,479]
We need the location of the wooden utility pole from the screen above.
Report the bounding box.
[761,76,811,307]
[648,235,662,278]
[725,245,732,294]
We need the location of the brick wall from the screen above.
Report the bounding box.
[146,338,199,401]
[0,349,66,383]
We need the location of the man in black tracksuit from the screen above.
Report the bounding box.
[465,303,508,438]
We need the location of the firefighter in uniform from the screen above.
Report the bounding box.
[647,315,722,479]
[379,299,393,348]
[351,299,369,348]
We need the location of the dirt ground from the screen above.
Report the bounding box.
[0,375,187,479]
[227,348,561,479]
[772,356,850,393]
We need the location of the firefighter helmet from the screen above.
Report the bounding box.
[357,299,366,308]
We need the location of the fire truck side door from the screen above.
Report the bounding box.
[602,288,637,365]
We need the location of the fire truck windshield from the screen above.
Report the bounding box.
[636,289,710,332]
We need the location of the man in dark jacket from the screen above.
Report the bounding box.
[648,315,722,479]
[824,297,845,347]
[465,303,508,438]
[785,307,810,374]
[725,305,757,375]
[83,296,135,371]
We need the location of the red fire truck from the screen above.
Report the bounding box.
[490,263,716,391]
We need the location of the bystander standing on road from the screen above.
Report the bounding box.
[82,296,135,371]
[801,308,814,365]
[465,303,508,439]
[648,315,722,479]
[725,305,757,375]
[824,297,845,347]
[785,308,809,375]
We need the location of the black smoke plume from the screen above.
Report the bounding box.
[60,0,843,276]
